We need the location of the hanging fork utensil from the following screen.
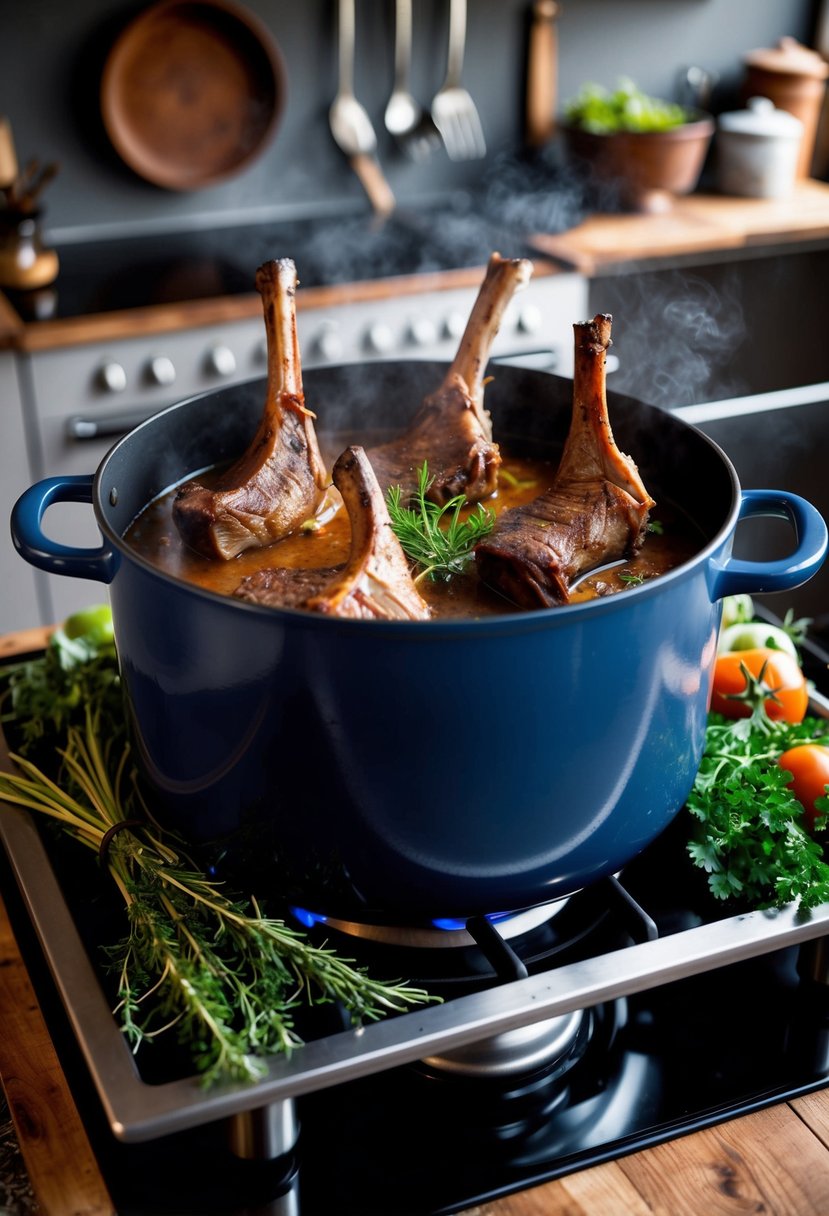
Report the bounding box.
[431,0,486,161]
[329,0,395,214]
[384,0,441,160]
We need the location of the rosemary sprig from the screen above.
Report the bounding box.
[0,711,436,1086]
[386,462,496,583]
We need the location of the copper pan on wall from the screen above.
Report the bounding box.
[100,0,287,191]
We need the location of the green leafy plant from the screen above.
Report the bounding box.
[386,461,496,583]
[565,78,691,134]
[686,663,829,910]
[0,605,122,754]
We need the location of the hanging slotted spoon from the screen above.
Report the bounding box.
[431,0,486,161]
[329,0,395,213]
[384,0,441,160]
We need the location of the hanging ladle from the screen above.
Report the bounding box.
[329,0,395,214]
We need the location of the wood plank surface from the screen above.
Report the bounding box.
[470,1103,829,1215]
[0,890,114,1215]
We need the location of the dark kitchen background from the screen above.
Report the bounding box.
[4,0,821,237]
[2,0,829,634]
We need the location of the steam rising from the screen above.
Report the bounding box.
[598,270,748,409]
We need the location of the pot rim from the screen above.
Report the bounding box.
[90,373,744,637]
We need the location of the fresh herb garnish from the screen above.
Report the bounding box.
[686,664,829,911]
[386,462,496,583]
[618,572,645,586]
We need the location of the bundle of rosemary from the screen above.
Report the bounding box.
[0,609,434,1086]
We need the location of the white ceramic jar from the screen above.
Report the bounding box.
[716,96,803,198]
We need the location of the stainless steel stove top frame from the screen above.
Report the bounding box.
[3,800,829,1146]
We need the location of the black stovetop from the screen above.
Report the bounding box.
[4,619,829,1216]
[15,161,593,323]
[5,799,829,1216]
[27,193,521,322]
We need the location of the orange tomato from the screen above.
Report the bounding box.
[710,647,808,723]
[778,744,829,832]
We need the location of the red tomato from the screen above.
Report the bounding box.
[710,647,808,723]
[778,744,829,832]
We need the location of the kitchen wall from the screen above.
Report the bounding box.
[0,0,820,242]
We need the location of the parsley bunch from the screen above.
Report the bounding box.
[0,605,123,755]
[686,708,829,911]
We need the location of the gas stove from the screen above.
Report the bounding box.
[3,626,829,1216]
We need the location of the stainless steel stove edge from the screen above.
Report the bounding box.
[3,802,829,1145]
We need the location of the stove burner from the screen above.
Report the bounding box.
[419,1008,589,1081]
[289,899,568,948]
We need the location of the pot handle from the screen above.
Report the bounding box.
[709,489,828,601]
[11,475,120,584]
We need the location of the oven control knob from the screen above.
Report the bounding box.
[147,355,176,388]
[406,317,438,347]
[443,311,466,342]
[205,344,237,378]
[311,324,344,364]
[97,360,127,394]
[364,322,395,355]
[516,304,543,335]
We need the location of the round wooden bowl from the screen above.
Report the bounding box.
[101,0,287,191]
[562,114,715,213]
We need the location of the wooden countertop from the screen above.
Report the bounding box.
[2,625,829,1215]
[0,262,563,354]
[529,179,829,275]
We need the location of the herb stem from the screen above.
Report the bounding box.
[0,709,437,1085]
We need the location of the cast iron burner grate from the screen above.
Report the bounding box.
[289,873,657,995]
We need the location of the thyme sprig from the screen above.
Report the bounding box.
[0,711,435,1086]
[386,462,496,583]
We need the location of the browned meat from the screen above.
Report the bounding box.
[367,252,533,505]
[234,446,431,621]
[474,314,655,608]
[235,564,344,610]
[172,259,328,560]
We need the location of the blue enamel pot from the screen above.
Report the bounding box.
[11,362,828,920]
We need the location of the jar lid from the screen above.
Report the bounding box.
[743,35,829,80]
[718,96,804,137]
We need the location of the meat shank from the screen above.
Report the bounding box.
[235,445,431,621]
[172,259,328,560]
[366,252,533,505]
[474,314,655,608]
